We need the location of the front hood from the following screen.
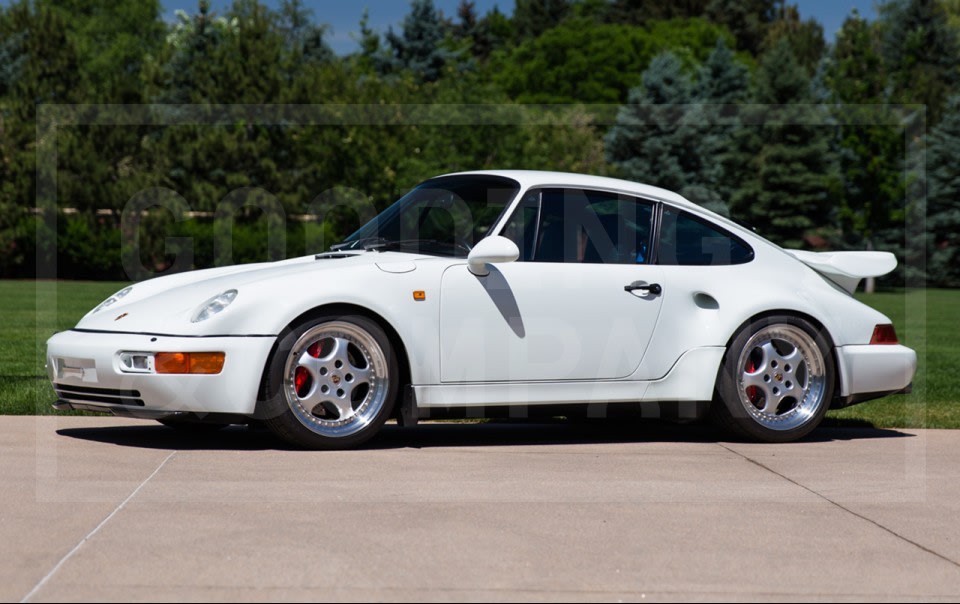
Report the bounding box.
[75,251,431,335]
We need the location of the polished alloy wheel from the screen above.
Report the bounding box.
[282,321,390,438]
[736,324,827,431]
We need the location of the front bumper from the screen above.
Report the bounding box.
[46,329,276,417]
[833,343,917,407]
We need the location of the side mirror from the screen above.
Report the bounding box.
[467,236,520,276]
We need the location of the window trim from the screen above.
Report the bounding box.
[500,186,658,265]
[654,203,755,266]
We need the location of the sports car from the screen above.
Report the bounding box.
[46,171,917,448]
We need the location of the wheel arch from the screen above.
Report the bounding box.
[254,302,412,420]
[714,308,841,404]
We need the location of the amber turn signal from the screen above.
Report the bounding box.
[155,352,225,374]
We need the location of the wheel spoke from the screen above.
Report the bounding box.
[742,370,766,388]
[784,380,806,401]
[296,380,325,413]
[329,395,354,421]
[297,350,323,377]
[320,337,344,362]
[761,393,781,414]
[349,365,374,385]
[759,341,777,368]
[780,347,802,366]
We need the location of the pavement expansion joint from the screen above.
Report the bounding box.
[717,442,960,571]
[19,451,178,603]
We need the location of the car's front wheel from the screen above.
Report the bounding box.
[262,314,398,449]
[713,315,834,442]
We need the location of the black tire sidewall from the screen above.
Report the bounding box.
[716,315,835,443]
[262,313,399,449]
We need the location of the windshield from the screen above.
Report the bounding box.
[335,175,521,256]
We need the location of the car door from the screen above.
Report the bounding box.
[439,187,665,383]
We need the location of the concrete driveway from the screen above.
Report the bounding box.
[3,416,959,602]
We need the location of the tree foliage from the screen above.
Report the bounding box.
[927,95,960,286]
[728,40,836,249]
[494,17,735,103]
[0,0,956,287]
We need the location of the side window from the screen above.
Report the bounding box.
[501,188,654,264]
[499,191,540,261]
[658,206,754,266]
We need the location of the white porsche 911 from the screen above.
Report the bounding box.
[47,171,916,448]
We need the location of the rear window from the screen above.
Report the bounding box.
[658,207,754,266]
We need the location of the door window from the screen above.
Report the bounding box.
[501,188,654,264]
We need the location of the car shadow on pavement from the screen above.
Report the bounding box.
[56,418,912,452]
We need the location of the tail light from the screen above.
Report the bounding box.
[869,324,899,345]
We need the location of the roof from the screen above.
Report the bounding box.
[441,170,696,209]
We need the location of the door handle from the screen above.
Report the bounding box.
[624,282,662,296]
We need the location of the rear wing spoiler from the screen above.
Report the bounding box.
[786,250,897,294]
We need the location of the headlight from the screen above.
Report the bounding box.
[92,286,133,314]
[191,289,238,323]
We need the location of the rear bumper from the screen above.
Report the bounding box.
[833,343,917,405]
[46,329,276,416]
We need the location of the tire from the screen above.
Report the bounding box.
[712,315,835,443]
[261,313,399,450]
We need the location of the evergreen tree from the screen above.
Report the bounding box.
[823,10,906,290]
[694,38,751,213]
[927,95,960,286]
[453,0,508,60]
[696,37,749,103]
[279,0,333,68]
[605,53,722,210]
[605,40,749,216]
[761,3,825,75]
[602,0,708,24]
[381,0,464,82]
[880,0,960,124]
[704,0,776,54]
[729,39,836,249]
[513,0,570,39]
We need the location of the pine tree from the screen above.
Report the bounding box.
[279,0,333,68]
[880,0,960,124]
[605,41,751,216]
[602,0,708,24]
[927,95,960,286]
[704,0,775,54]
[513,0,570,40]
[696,37,749,103]
[729,39,836,249]
[694,38,750,213]
[381,0,463,82]
[606,52,726,211]
[823,10,905,290]
[761,4,825,75]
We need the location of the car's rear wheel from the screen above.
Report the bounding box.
[712,315,834,442]
[262,314,398,449]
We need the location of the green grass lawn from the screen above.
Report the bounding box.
[0,280,122,415]
[0,280,957,427]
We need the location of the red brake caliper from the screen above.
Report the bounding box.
[295,341,323,397]
[745,357,759,403]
